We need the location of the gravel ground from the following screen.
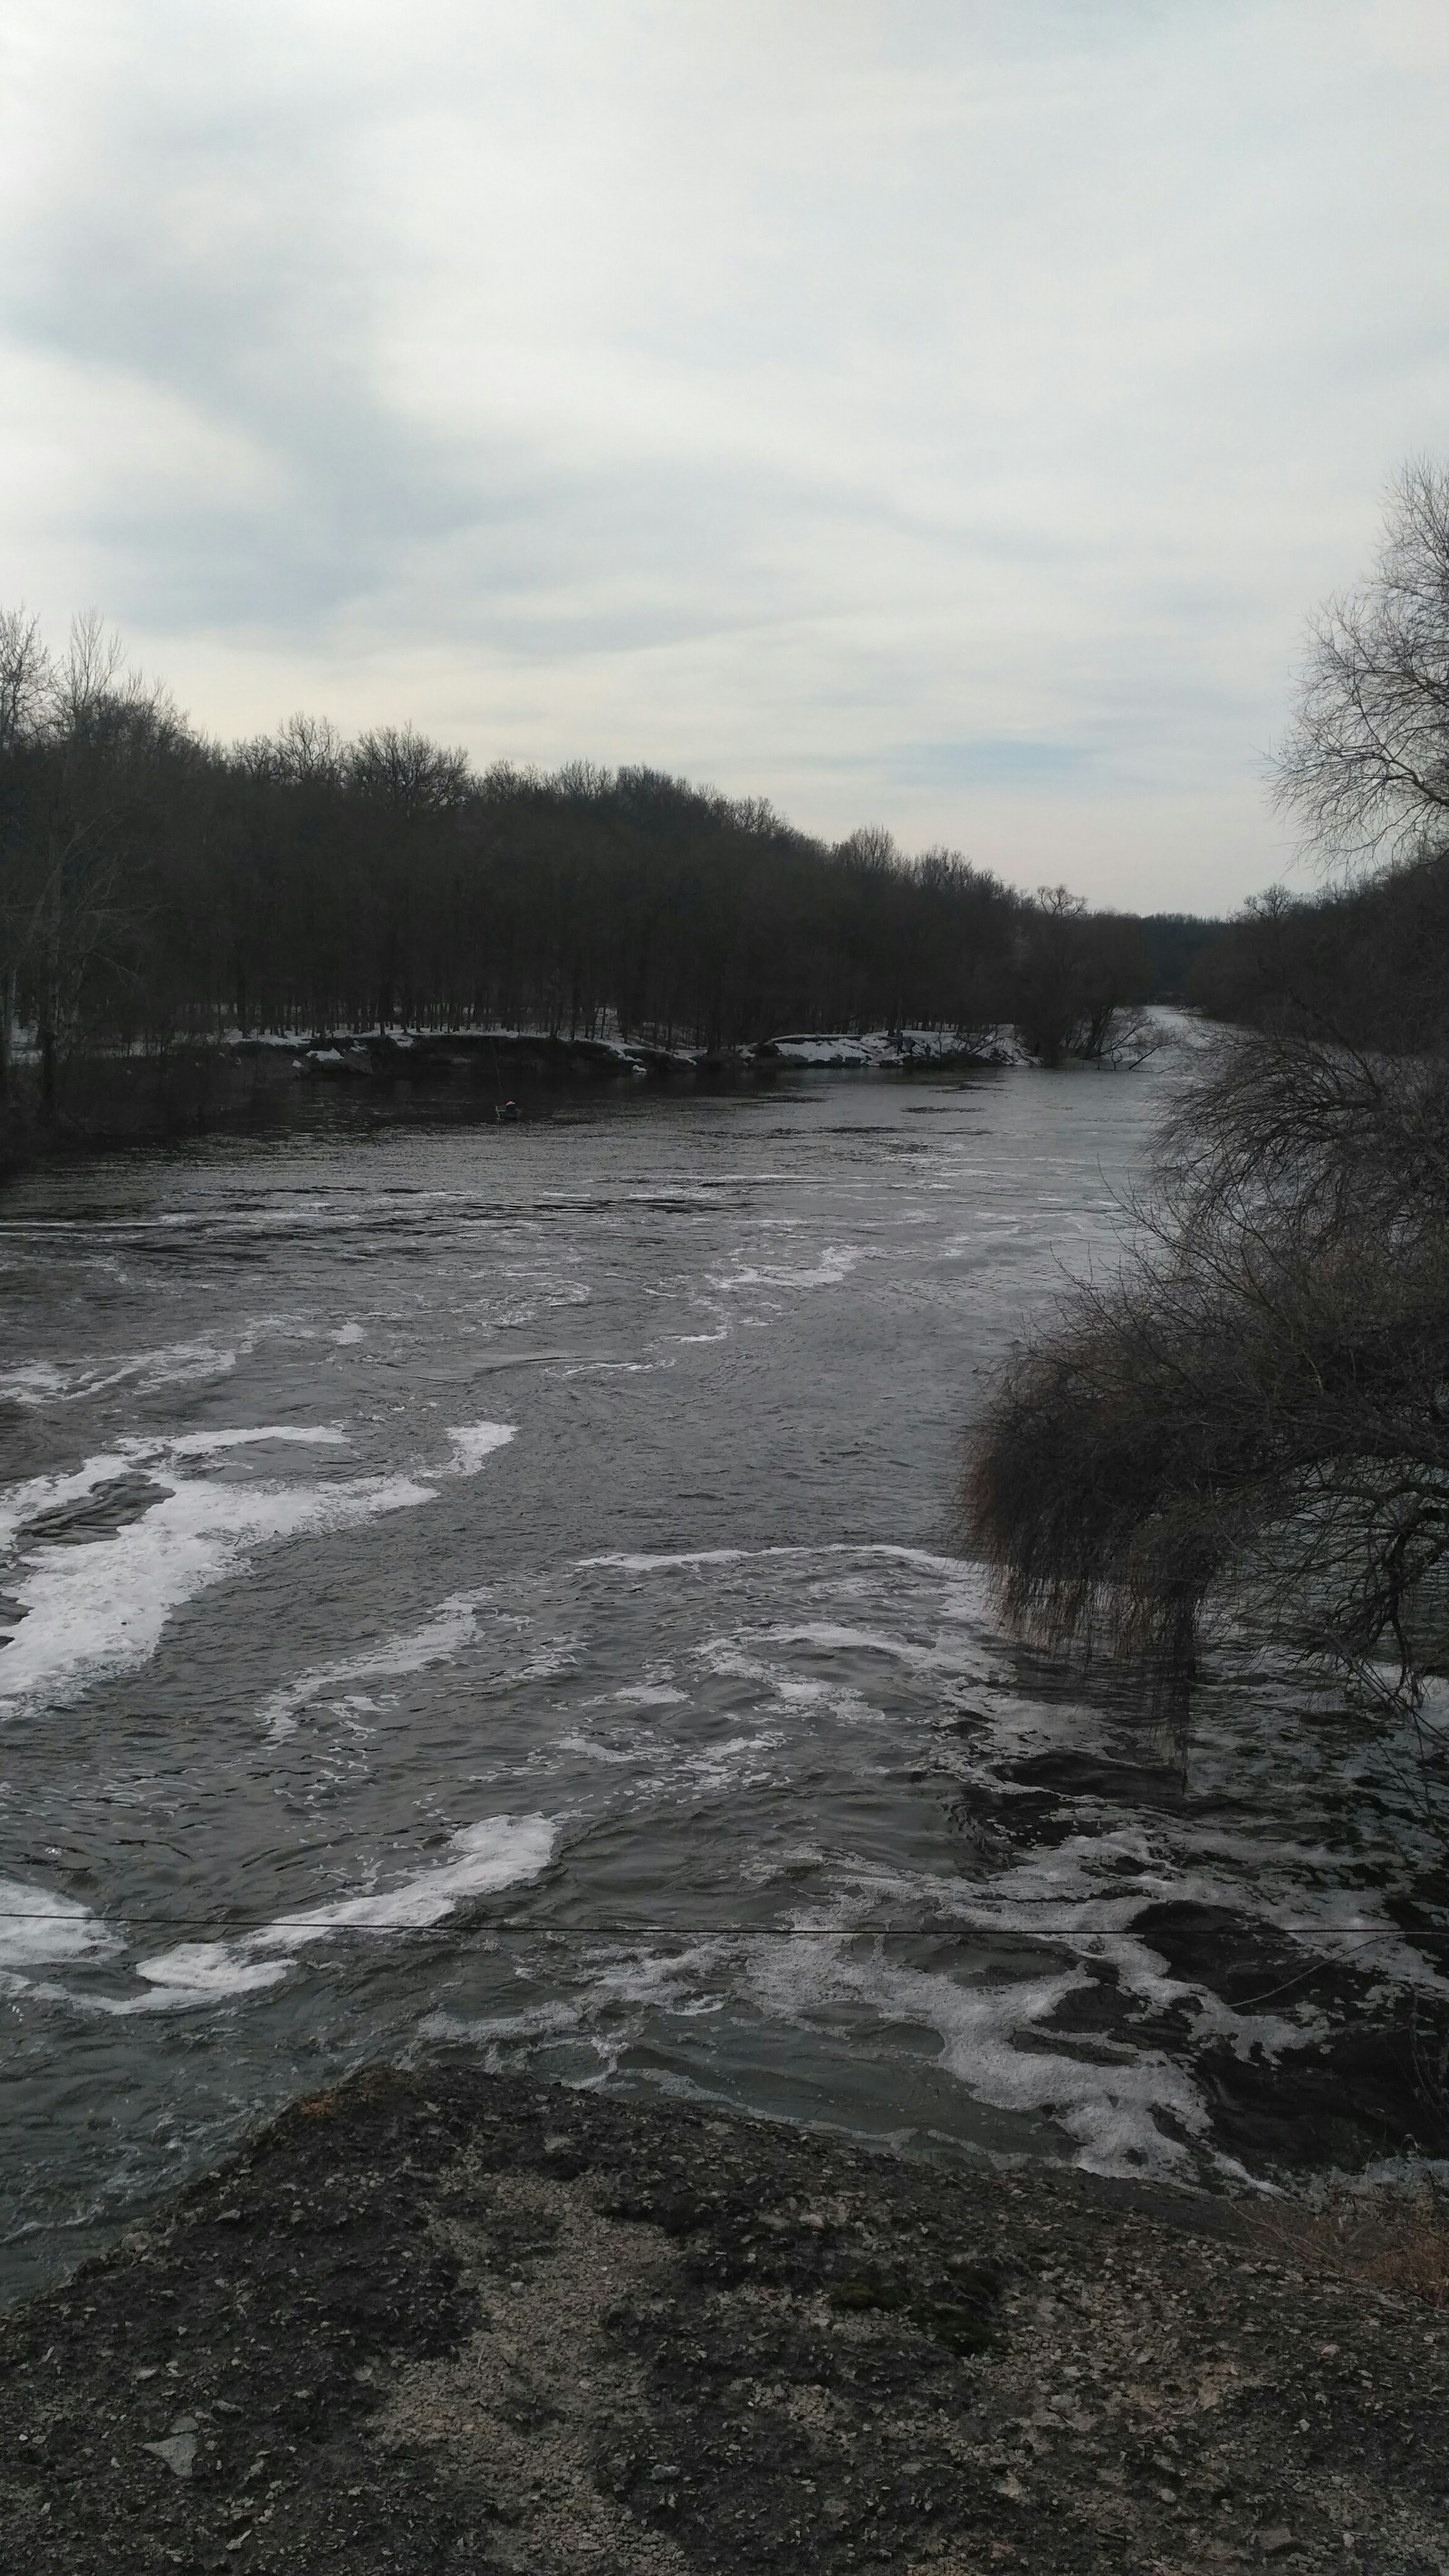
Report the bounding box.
[1,2065,1444,2575]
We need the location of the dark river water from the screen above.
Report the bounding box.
[2,1050,1445,2303]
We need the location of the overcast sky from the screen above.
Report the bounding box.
[4,1,1447,909]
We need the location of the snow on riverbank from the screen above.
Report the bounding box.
[758,1026,1027,1068]
[219,1020,1030,1072]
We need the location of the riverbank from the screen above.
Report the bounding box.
[2,2064,1442,2576]
[0,1036,651,1177]
[0,1024,1022,1178]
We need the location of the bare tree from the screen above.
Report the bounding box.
[56,610,129,735]
[1013,886,1089,1066]
[0,607,55,756]
[350,725,471,815]
[0,609,57,1092]
[1275,457,1449,865]
[1012,889,1153,1066]
[16,831,133,1110]
[0,614,171,1110]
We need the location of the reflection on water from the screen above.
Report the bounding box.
[1,1057,1444,2302]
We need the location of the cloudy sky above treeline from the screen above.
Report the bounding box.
[4,0,1447,908]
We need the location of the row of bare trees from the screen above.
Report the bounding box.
[0,615,1155,1129]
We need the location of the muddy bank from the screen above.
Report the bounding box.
[1,2067,1444,2576]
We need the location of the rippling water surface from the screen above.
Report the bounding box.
[2,1057,1444,2301]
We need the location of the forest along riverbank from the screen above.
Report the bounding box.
[1,1054,1446,2317]
[2,2065,1444,2576]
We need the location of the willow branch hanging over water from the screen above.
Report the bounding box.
[964,1029,1449,1757]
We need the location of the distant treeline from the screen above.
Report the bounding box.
[1136,912,1223,1001]
[1185,848,1449,1048]
[0,610,1185,1134]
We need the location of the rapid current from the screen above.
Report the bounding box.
[2,1049,1445,2303]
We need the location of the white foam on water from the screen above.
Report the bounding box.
[612,1685,688,1706]
[0,1455,137,1552]
[0,1968,149,2014]
[0,1362,71,1404]
[556,1360,666,1378]
[127,1946,293,2000]
[754,1621,953,1674]
[423,1937,751,2087]
[0,1455,437,1718]
[690,1641,790,1693]
[0,1306,370,1407]
[504,1639,582,1687]
[331,1322,366,1344]
[0,1431,353,1554]
[579,1543,975,1580]
[7,1338,245,1402]
[715,1245,874,1293]
[589,1937,734,2004]
[1085,1929,1315,2062]
[128,1341,241,1390]
[553,1729,651,1765]
[0,1879,116,1970]
[262,1814,556,1939]
[4,1817,557,2015]
[133,1812,558,2004]
[421,1937,738,2072]
[676,1731,784,1792]
[487,1276,592,1330]
[134,1427,350,1459]
[445,1422,517,1475]
[0,1423,518,1722]
[581,1548,751,1573]
[418,1998,589,2048]
[260,1592,490,1741]
[745,1928,1209,2177]
[807,1846,1335,2074]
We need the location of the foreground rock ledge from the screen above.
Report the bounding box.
[1,2069,1443,2574]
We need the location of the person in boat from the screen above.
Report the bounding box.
[497,1098,523,1121]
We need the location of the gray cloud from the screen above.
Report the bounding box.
[2,0,1447,907]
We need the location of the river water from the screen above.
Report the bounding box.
[2,1052,1445,2303]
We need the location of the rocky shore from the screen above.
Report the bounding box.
[1,2066,1443,2576]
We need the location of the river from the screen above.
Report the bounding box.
[2,1047,1444,2304]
